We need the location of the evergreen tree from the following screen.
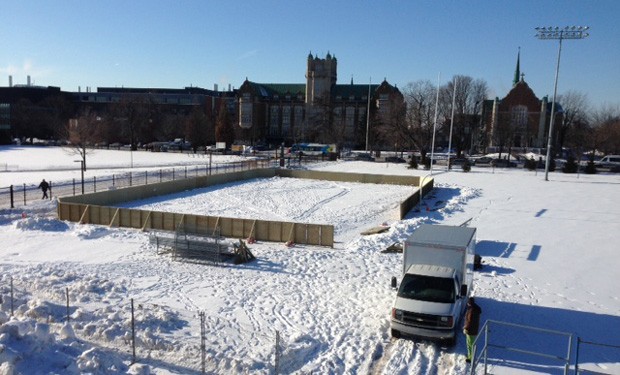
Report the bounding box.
[461,159,471,172]
[408,155,418,169]
[524,157,537,171]
[584,160,597,174]
[562,155,578,173]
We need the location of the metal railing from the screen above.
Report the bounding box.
[1,159,275,209]
[575,337,620,374]
[470,319,573,375]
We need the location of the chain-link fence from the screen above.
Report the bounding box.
[0,273,300,374]
[0,153,336,210]
[0,158,275,210]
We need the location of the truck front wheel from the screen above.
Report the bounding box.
[443,336,456,347]
[391,329,401,338]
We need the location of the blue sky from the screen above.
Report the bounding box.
[2,1,618,107]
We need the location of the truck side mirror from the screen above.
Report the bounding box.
[391,276,398,289]
[460,284,468,297]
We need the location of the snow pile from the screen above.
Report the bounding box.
[0,147,619,374]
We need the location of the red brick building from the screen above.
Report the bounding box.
[481,51,563,153]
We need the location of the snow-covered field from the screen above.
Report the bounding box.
[1,145,619,374]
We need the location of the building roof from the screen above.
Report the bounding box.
[406,224,476,249]
[242,80,396,101]
[333,84,379,99]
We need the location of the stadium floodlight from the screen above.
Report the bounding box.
[535,26,590,181]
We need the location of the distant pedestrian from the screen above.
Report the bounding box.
[463,297,482,363]
[38,179,50,199]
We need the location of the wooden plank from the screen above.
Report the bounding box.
[321,225,334,248]
[141,211,152,231]
[109,208,120,227]
[360,226,390,235]
[78,205,90,224]
[307,224,320,245]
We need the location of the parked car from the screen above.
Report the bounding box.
[385,156,406,163]
[354,153,375,162]
[471,156,516,168]
[594,155,620,172]
[472,156,493,167]
[450,158,470,167]
[491,158,517,168]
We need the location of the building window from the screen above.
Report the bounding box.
[239,101,253,129]
[511,105,528,130]
[270,105,280,135]
[282,106,291,134]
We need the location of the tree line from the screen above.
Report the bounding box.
[7,79,620,161]
[371,76,620,163]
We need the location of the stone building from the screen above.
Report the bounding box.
[236,53,403,149]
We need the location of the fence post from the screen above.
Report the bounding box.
[131,298,136,364]
[113,174,115,186]
[129,172,133,187]
[483,322,489,373]
[93,176,97,193]
[23,183,26,206]
[66,287,70,323]
[185,166,187,179]
[73,178,76,196]
[275,330,280,375]
[575,337,581,374]
[173,169,175,181]
[10,185,14,208]
[159,169,162,182]
[200,311,206,374]
[145,171,148,185]
[565,334,573,375]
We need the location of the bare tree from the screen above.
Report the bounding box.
[108,95,153,150]
[185,106,212,152]
[438,76,488,156]
[375,93,407,153]
[401,80,440,164]
[306,95,336,144]
[62,108,102,171]
[215,101,235,148]
[590,103,620,155]
[557,91,590,153]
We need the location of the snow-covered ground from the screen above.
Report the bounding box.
[1,145,619,374]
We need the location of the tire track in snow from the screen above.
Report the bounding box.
[370,339,461,375]
[292,184,351,222]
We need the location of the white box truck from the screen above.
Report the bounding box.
[390,224,476,345]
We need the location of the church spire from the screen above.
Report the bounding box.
[513,47,521,86]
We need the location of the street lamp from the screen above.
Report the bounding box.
[535,26,589,181]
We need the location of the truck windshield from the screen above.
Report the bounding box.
[397,274,455,303]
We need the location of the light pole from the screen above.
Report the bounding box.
[365,77,371,152]
[74,160,85,194]
[535,26,589,181]
[429,72,440,176]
